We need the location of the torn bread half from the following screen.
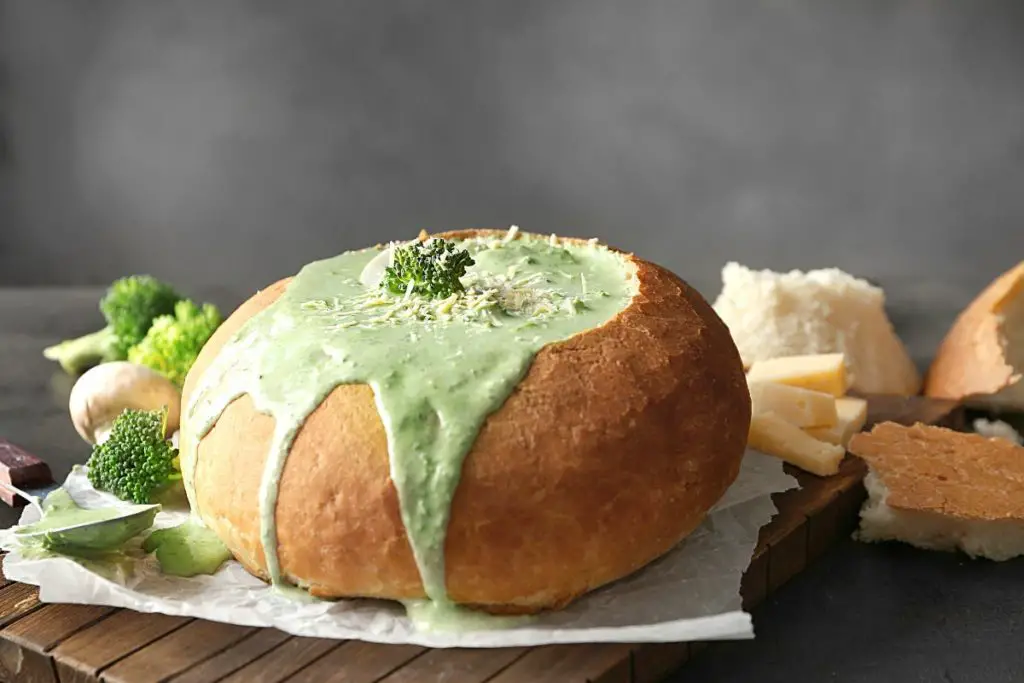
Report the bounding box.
[712,263,921,395]
[848,422,1024,561]
[924,260,1024,411]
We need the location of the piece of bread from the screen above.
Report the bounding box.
[924,261,1024,411]
[180,229,751,614]
[712,263,920,395]
[848,422,1024,560]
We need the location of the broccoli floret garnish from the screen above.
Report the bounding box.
[381,238,475,299]
[86,408,181,504]
[43,275,181,375]
[128,300,223,386]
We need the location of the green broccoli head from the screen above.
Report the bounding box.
[101,276,182,356]
[43,275,182,375]
[87,408,181,504]
[381,238,475,299]
[127,300,223,386]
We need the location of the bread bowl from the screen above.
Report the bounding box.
[924,261,1024,410]
[179,228,750,620]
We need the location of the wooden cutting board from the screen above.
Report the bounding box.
[0,395,963,683]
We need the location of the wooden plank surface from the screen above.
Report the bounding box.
[287,642,425,683]
[631,643,690,683]
[0,583,42,629]
[0,638,58,683]
[0,395,964,683]
[167,629,292,683]
[377,647,527,683]
[488,644,633,683]
[2,604,115,652]
[215,636,340,683]
[102,620,257,683]
[52,610,191,681]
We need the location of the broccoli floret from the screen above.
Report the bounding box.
[42,328,121,376]
[43,275,181,375]
[101,275,183,356]
[86,408,181,504]
[128,300,222,386]
[381,238,475,299]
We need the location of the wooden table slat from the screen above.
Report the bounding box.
[0,583,42,629]
[167,629,291,683]
[215,636,341,683]
[52,610,191,679]
[487,644,633,683]
[0,638,58,683]
[630,643,690,683]
[101,620,257,683]
[2,603,115,653]
[377,647,528,683]
[286,641,424,683]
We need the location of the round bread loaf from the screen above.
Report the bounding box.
[180,229,751,613]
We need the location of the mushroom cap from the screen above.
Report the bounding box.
[69,362,181,444]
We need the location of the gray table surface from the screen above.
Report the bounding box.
[1,286,1022,683]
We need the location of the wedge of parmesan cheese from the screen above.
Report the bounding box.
[746,353,849,397]
[804,396,869,447]
[748,411,846,476]
[748,381,837,428]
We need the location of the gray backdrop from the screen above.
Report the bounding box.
[2,0,1023,362]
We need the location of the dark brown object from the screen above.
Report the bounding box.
[0,395,962,682]
[0,439,53,507]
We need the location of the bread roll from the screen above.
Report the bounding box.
[180,229,750,614]
[924,261,1024,410]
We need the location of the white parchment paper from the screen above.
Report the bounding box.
[0,450,795,648]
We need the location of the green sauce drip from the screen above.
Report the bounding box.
[143,519,233,577]
[184,234,635,614]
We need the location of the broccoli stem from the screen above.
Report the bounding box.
[42,327,121,375]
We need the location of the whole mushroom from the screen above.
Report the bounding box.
[69,362,181,445]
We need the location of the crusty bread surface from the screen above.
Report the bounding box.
[848,422,1024,520]
[924,261,1024,409]
[181,229,751,613]
[848,422,1024,560]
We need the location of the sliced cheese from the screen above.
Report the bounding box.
[748,411,846,476]
[805,396,869,447]
[748,381,838,428]
[746,353,849,397]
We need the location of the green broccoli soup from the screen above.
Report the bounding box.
[184,231,637,621]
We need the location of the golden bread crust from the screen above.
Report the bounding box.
[849,422,1024,521]
[923,261,1024,402]
[181,229,751,613]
